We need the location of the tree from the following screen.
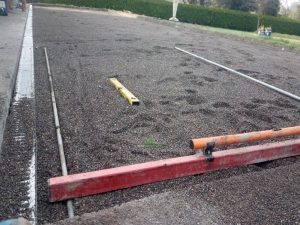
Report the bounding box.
[233,0,257,12]
[214,0,257,12]
[291,2,300,20]
[297,7,300,20]
[280,1,300,20]
[214,0,281,16]
[280,0,291,17]
[255,0,280,31]
[259,0,280,16]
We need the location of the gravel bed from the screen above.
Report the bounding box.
[32,6,300,224]
[0,98,36,222]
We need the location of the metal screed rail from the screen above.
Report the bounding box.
[175,47,300,102]
[44,48,74,218]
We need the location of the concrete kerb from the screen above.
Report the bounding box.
[0,8,29,153]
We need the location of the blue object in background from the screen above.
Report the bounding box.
[0,218,31,225]
[0,219,18,225]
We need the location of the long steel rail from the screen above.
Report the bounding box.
[44,48,74,218]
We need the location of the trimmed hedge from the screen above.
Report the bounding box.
[39,0,300,36]
[177,4,257,32]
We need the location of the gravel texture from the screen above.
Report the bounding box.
[0,98,36,221]
[32,6,300,224]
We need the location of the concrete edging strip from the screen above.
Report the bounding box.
[0,8,29,152]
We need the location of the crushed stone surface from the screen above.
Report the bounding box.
[31,6,300,224]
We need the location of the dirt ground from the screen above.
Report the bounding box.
[30,6,300,224]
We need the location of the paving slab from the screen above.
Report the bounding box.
[0,8,28,152]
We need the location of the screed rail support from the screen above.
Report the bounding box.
[109,78,140,106]
[48,139,300,202]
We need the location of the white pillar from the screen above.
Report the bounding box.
[169,0,179,22]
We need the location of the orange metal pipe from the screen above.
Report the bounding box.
[191,125,300,150]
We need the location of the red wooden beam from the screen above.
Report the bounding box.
[49,139,300,202]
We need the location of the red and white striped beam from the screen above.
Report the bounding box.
[49,139,300,202]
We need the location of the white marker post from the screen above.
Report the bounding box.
[169,0,179,22]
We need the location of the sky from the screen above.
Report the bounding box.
[281,0,300,7]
